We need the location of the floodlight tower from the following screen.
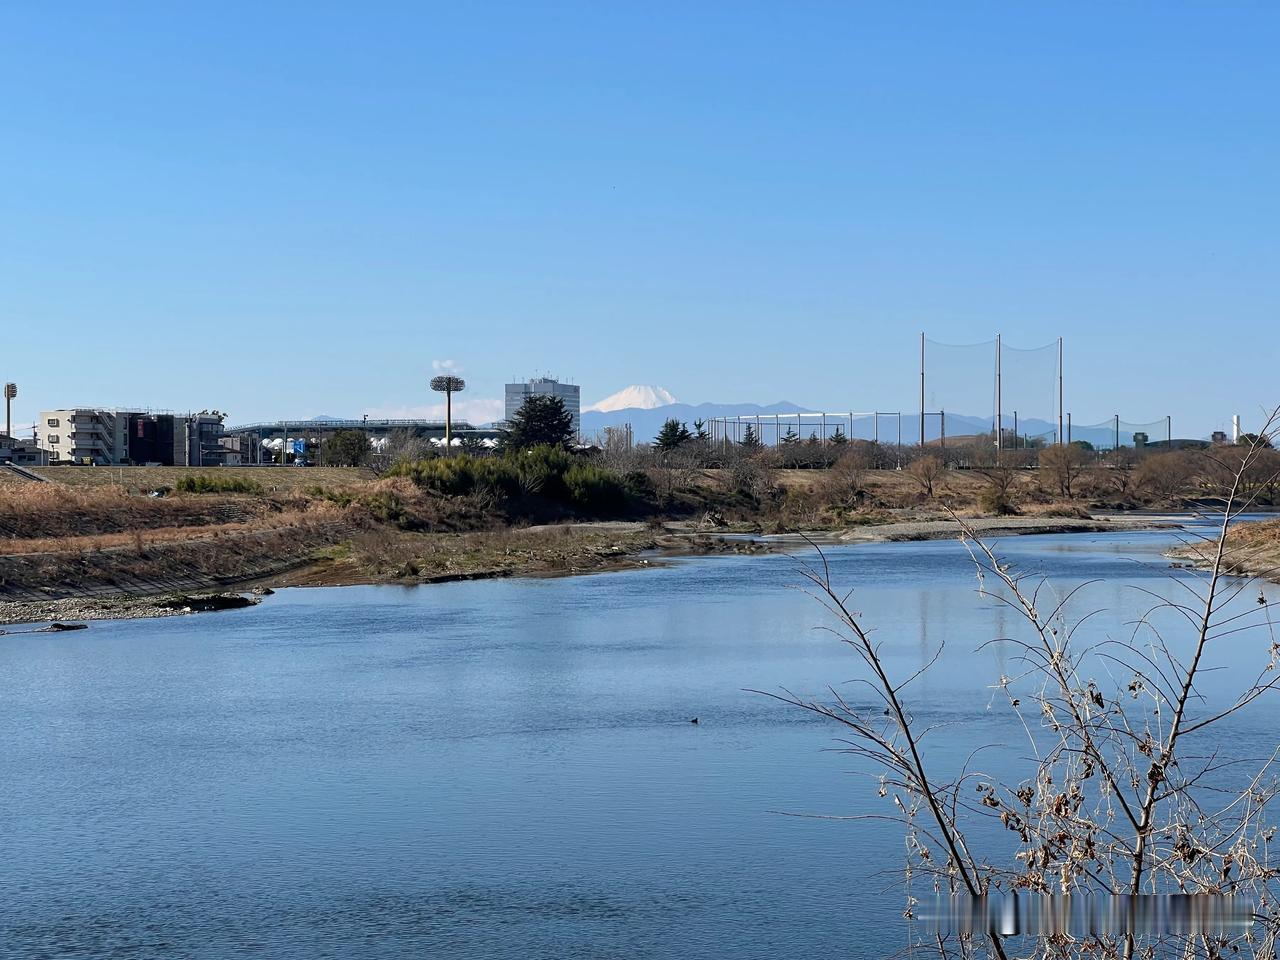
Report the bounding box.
[3,383,15,439]
[430,375,466,451]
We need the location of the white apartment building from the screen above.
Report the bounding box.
[40,409,126,464]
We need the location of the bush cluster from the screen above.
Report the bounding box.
[388,446,631,516]
[174,474,263,495]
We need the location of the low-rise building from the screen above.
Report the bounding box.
[38,408,227,466]
[0,434,49,467]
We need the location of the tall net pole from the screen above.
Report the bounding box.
[1058,338,1064,445]
[919,332,925,447]
[995,334,1003,458]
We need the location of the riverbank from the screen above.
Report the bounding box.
[838,514,1175,542]
[0,513,1176,626]
[1168,517,1280,581]
[0,592,264,628]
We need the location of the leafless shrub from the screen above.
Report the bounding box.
[816,449,871,511]
[906,454,945,499]
[759,410,1280,958]
[371,428,435,472]
[649,445,704,505]
[1133,450,1200,504]
[1039,443,1089,498]
[974,463,1019,515]
[729,451,779,503]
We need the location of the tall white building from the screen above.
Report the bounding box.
[504,378,581,439]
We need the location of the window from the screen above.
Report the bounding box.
[47,418,60,427]
[47,434,59,445]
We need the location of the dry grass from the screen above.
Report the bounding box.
[0,501,348,555]
[0,483,271,539]
[30,465,374,494]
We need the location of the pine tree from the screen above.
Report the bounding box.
[780,427,799,446]
[830,427,848,445]
[655,418,693,451]
[741,423,762,448]
[693,419,709,442]
[501,395,575,450]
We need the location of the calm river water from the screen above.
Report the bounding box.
[2,522,1277,958]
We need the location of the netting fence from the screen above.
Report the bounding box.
[702,334,1174,455]
[708,412,905,448]
[1069,417,1173,451]
[922,335,1062,445]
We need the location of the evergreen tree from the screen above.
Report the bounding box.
[830,427,848,445]
[807,431,820,445]
[655,418,693,451]
[693,419,709,442]
[319,429,371,466]
[741,423,762,448]
[501,395,575,450]
[780,427,799,446]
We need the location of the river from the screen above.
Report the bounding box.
[2,522,1277,958]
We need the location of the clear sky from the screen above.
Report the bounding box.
[2,2,1276,437]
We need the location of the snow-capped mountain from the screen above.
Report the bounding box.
[584,385,678,413]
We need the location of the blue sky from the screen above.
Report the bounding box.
[2,2,1276,436]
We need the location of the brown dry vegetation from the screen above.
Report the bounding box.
[0,484,275,540]
[1173,516,1280,581]
[29,464,374,494]
[1,443,1275,604]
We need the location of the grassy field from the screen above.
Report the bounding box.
[26,465,376,494]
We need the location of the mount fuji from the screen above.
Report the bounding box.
[584,385,679,413]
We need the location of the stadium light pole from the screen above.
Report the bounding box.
[3,383,15,440]
[430,375,466,452]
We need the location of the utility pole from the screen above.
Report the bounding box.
[1057,337,1064,446]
